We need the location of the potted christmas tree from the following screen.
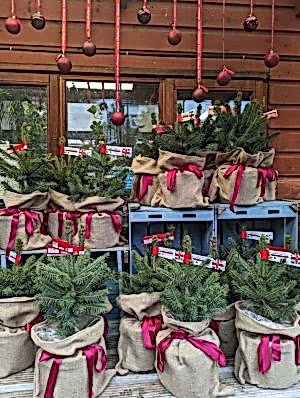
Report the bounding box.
[156,261,232,398]
[31,251,116,398]
[230,242,300,389]
[0,252,43,378]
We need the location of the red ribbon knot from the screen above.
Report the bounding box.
[224,163,245,212]
[135,175,154,201]
[141,315,163,350]
[167,165,203,192]
[156,329,226,373]
[256,166,277,198]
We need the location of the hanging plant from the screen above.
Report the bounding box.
[111,0,125,126]
[192,0,208,103]
[168,0,182,46]
[216,0,234,86]
[31,0,46,30]
[82,0,96,56]
[5,0,22,35]
[56,0,72,73]
[243,0,258,32]
[264,0,279,68]
[137,0,151,25]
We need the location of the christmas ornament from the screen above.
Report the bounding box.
[137,0,151,25]
[56,0,72,73]
[31,0,46,30]
[216,0,234,86]
[111,0,125,126]
[264,0,279,68]
[82,0,96,56]
[243,1,258,32]
[192,0,208,102]
[168,0,182,45]
[5,1,21,34]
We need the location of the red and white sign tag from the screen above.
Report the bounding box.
[263,109,278,120]
[105,145,132,158]
[241,231,273,242]
[143,232,174,245]
[62,146,92,157]
[47,239,85,256]
[7,251,21,265]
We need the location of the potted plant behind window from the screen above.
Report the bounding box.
[31,251,116,398]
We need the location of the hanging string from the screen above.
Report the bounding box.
[196,0,203,87]
[36,0,41,11]
[11,0,15,16]
[172,0,177,29]
[143,0,148,7]
[115,0,121,108]
[62,0,67,54]
[271,0,275,50]
[222,0,225,65]
[250,0,254,15]
[86,0,91,40]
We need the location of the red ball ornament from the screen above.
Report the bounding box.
[264,49,279,68]
[168,28,182,45]
[111,111,125,126]
[31,11,46,30]
[243,15,258,32]
[192,86,208,103]
[5,16,21,34]
[137,6,151,25]
[56,54,72,73]
[216,66,234,86]
[82,40,96,57]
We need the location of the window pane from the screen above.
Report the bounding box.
[66,81,159,148]
[0,85,47,155]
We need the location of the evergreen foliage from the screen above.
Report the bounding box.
[0,256,41,298]
[134,132,160,160]
[229,250,299,323]
[160,263,228,322]
[35,251,115,336]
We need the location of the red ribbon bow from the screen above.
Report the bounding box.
[156,329,226,373]
[257,167,277,198]
[224,163,245,212]
[0,208,41,257]
[141,315,163,350]
[40,344,107,398]
[135,175,154,201]
[209,320,220,336]
[0,314,44,334]
[167,165,203,192]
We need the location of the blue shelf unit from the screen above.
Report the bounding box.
[128,205,215,273]
[215,200,298,250]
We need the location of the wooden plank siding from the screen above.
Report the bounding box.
[0,0,299,199]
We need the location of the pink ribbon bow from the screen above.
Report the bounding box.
[167,165,203,192]
[0,208,41,257]
[256,167,277,198]
[135,175,154,201]
[224,163,245,212]
[40,344,107,398]
[141,315,163,350]
[156,329,226,373]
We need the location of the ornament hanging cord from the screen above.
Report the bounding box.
[115,0,121,110]
[36,0,41,11]
[250,0,253,15]
[196,0,206,90]
[271,0,275,50]
[172,0,177,29]
[222,0,225,65]
[143,0,148,8]
[61,0,67,55]
[86,0,91,40]
[11,0,15,16]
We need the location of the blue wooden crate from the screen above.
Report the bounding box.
[215,200,298,250]
[129,204,215,273]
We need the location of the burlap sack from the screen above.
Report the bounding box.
[211,303,238,358]
[131,155,160,206]
[0,297,40,378]
[32,318,115,398]
[116,292,161,375]
[156,307,233,398]
[0,210,51,251]
[209,148,277,205]
[49,189,124,212]
[152,150,209,208]
[4,191,49,211]
[234,301,300,389]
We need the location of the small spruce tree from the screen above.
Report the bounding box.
[35,251,116,336]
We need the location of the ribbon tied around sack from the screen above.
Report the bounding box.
[40,343,107,398]
[256,167,277,198]
[0,208,41,257]
[258,334,300,374]
[167,165,203,192]
[0,314,44,334]
[134,175,154,201]
[141,315,163,350]
[156,329,226,373]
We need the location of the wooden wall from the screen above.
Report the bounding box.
[0,0,299,198]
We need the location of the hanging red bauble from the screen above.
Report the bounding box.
[5,16,21,34]
[56,54,72,73]
[192,85,208,103]
[264,49,279,68]
[82,0,96,56]
[216,66,234,86]
[137,1,151,25]
[111,111,126,126]
[168,0,182,46]
[243,14,258,32]
[31,2,45,30]
[82,39,96,56]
